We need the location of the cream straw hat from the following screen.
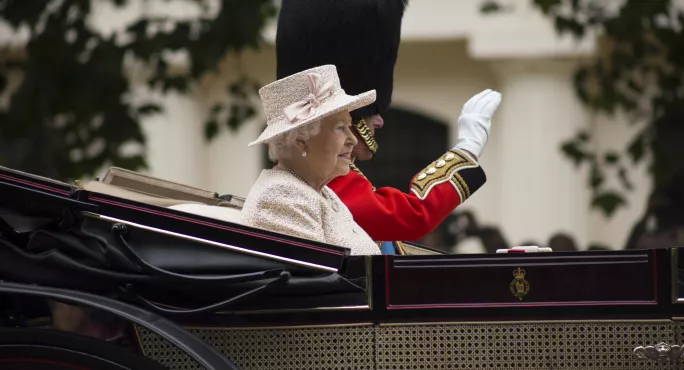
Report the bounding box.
[248,65,376,146]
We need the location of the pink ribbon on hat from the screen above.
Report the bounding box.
[283,73,334,123]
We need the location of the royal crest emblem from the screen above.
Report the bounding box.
[509,267,530,300]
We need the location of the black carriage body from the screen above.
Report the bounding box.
[2,166,684,369]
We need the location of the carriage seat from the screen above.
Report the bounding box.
[167,203,243,225]
[77,167,246,225]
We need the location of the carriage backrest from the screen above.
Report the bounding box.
[167,203,243,225]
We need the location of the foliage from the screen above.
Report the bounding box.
[481,0,684,218]
[0,0,276,181]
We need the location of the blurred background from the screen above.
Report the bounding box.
[1,0,683,254]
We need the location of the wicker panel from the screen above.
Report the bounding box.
[137,321,680,369]
[136,325,376,370]
[136,326,202,370]
[375,322,676,370]
[672,321,684,367]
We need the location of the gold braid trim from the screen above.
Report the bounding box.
[394,241,408,255]
[410,149,479,201]
[353,118,379,153]
[349,163,376,192]
[349,163,367,179]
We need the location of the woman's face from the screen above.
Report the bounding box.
[304,111,358,183]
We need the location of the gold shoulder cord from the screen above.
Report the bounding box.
[353,118,379,153]
[349,163,367,179]
[349,163,376,192]
[394,241,407,255]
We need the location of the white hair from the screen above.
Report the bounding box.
[267,121,322,162]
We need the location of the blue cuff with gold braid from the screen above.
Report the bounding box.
[410,148,486,203]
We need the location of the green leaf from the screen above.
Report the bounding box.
[226,104,241,131]
[626,78,643,95]
[573,67,592,106]
[204,120,219,141]
[589,163,604,189]
[577,130,591,142]
[244,105,256,120]
[226,115,240,131]
[228,81,247,99]
[570,0,581,12]
[0,0,51,29]
[210,103,223,115]
[554,16,586,38]
[126,19,148,39]
[480,1,503,14]
[618,167,634,191]
[560,139,589,167]
[137,103,162,115]
[604,151,620,165]
[532,0,563,14]
[591,191,627,218]
[627,133,646,164]
[161,77,189,93]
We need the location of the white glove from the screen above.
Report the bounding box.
[453,89,502,159]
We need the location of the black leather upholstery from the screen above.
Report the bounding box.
[0,206,367,315]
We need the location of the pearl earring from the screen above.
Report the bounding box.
[302,151,307,157]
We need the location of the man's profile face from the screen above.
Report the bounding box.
[351,114,384,161]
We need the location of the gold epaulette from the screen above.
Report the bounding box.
[410,149,481,202]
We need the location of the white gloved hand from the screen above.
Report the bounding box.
[453,89,502,159]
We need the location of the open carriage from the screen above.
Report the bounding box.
[1,165,683,369]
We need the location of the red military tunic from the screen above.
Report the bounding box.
[327,148,486,242]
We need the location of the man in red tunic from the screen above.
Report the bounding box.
[275,0,501,252]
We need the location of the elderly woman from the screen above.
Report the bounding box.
[242,65,380,255]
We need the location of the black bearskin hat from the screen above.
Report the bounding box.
[276,0,408,121]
